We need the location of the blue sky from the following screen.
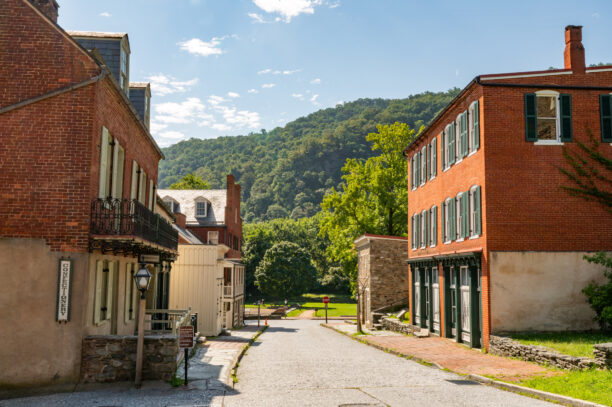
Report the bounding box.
[57,0,612,147]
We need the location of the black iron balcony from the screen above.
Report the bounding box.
[90,198,178,253]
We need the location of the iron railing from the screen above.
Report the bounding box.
[90,198,178,251]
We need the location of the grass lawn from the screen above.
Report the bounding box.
[286,308,305,317]
[303,302,356,317]
[512,369,612,406]
[509,332,612,358]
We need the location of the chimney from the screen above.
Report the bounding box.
[33,0,59,23]
[175,212,186,229]
[564,25,585,73]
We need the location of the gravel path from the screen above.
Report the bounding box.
[223,319,554,407]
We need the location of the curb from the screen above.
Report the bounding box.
[226,325,269,387]
[321,323,606,407]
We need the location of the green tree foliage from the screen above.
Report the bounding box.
[158,91,459,221]
[254,241,317,299]
[168,173,210,190]
[242,215,344,299]
[582,252,612,331]
[319,122,419,288]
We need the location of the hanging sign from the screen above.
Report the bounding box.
[56,258,73,322]
[139,254,160,264]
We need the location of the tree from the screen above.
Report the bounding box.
[582,252,612,331]
[319,122,419,289]
[169,173,210,190]
[254,241,316,299]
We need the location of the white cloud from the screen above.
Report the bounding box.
[248,88,259,94]
[99,12,111,17]
[262,83,276,88]
[154,97,206,124]
[335,100,344,107]
[150,122,168,135]
[259,68,300,75]
[212,123,232,132]
[178,35,238,57]
[159,130,187,139]
[310,94,319,105]
[208,95,226,106]
[283,69,300,75]
[310,78,321,84]
[227,92,240,98]
[253,0,324,22]
[248,12,267,23]
[147,74,198,96]
[592,12,600,18]
[455,69,460,76]
[291,93,304,100]
[329,1,340,8]
[258,68,272,75]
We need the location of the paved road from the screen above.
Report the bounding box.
[223,319,554,407]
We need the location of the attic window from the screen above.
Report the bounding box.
[163,198,179,213]
[120,47,129,94]
[195,201,208,217]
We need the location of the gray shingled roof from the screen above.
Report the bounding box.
[173,224,204,244]
[67,31,127,39]
[158,189,227,226]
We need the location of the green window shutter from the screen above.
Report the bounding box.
[410,157,414,189]
[424,212,428,247]
[560,94,572,142]
[475,187,482,235]
[462,193,469,238]
[473,100,480,150]
[411,216,414,248]
[98,127,110,198]
[449,124,456,164]
[416,153,421,186]
[416,214,421,247]
[432,137,437,176]
[524,93,537,141]
[440,131,446,169]
[426,145,430,180]
[441,202,446,242]
[600,95,612,142]
[432,207,437,246]
[449,198,455,240]
[461,112,468,158]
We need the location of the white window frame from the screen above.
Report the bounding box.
[456,192,464,242]
[420,147,426,186]
[429,205,436,247]
[468,101,478,155]
[534,90,562,145]
[455,115,462,163]
[411,155,417,191]
[208,231,219,244]
[420,210,427,249]
[469,185,480,239]
[195,198,209,218]
[411,213,417,250]
[443,198,452,244]
[430,137,437,180]
[120,46,129,94]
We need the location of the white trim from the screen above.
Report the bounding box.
[534,140,564,146]
[469,235,480,240]
[467,150,477,158]
[456,238,464,243]
[481,71,573,80]
[586,67,612,73]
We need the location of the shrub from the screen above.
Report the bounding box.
[582,252,612,331]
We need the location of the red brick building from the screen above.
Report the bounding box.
[405,26,612,349]
[0,0,177,389]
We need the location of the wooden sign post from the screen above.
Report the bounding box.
[179,326,194,385]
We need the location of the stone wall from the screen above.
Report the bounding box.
[81,335,179,383]
[381,317,420,335]
[369,238,409,311]
[489,335,605,370]
[593,343,612,369]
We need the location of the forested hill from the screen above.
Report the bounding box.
[158,89,460,222]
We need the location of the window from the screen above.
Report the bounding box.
[420,146,427,185]
[455,193,463,241]
[163,198,179,214]
[411,214,418,250]
[208,231,219,244]
[124,263,138,323]
[94,260,115,325]
[415,151,421,187]
[525,91,572,143]
[429,206,437,247]
[469,100,480,153]
[148,180,155,211]
[447,122,456,166]
[120,46,129,94]
[430,137,437,179]
[441,130,446,170]
[455,116,462,162]
[442,198,455,243]
[459,111,468,159]
[457,192,470,240]
[195,201,208,217]
[98,127,125,200]
[600,94,612,142]
[421,210,427,248]
[469,186,482,237]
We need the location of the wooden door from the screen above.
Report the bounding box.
[460,266,471,343]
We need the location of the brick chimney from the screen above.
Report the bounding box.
[175,212,187,229]
[564,25,585,73]
[32,0,59,23]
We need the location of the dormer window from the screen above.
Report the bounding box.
[195,198,209,218]
[163,197,179,213]
[120,46,129,94]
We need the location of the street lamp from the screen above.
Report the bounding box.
[134,263,152,388]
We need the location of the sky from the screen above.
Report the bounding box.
[57,0,612,148]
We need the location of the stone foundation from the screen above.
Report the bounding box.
[489,335,604,370]
[381,317,420,335]
[81,335,179,383]
[593,343,612,369]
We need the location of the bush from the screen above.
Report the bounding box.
[582,252,612,331]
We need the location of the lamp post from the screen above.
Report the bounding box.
[134,263,152,388]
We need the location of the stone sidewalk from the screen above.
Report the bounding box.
[325,322,554,382]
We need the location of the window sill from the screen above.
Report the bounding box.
[456,238,464,243]
[443,240,451,245]
[429,244,436,248]
[429,176,436,181]
[443,167,450,173]
[456,158,463,164]
[468,149,478,157]
[469,235,481,240]
[534,140,564,146]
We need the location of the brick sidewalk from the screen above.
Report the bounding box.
[327,323,556,381]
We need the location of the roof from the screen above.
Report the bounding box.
[158,189,227,226]
[66,31,127,39]
[129,82,150,88]
[354,234,408,247]
[172,224,204,244]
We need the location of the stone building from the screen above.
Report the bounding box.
[354,235,409,328]
[0,0,178,390]
[405,25,612,349]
